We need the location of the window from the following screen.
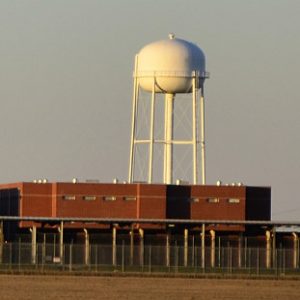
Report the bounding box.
[207,198,219,203]
[123,196,136,201]
[83,196,96,201]
[228,198,240,204]
[103,196,116,201]
[62,195,76,201]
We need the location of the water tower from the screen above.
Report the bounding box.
[128,34,209,184]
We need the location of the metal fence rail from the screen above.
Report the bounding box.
[0,242,299,276]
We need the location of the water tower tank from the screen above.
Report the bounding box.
[137,34,206,94]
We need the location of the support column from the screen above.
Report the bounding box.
[148,78,156,183]
[84,229,90,265]
[266,230,271,269]
[31,225,37,264]
[166,231,170,267]
[210,230,215,268]
[163,93,174,184]
[192,72,198,184]
[139,228,144,267]
[130,226,134,265]
[201,224,205,269]
[59,221,64,263]
[200,87,206,185]
[292,232,299,269]
[184,228,188,267]
[128,54,139,183]
[112,226,117,267]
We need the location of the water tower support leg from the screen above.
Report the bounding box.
[164,93,174,184]
[200,88,206,185]
[128,55,139,183]
[192,73,198,184]
[148,78,156,183]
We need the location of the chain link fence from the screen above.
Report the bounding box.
[0,242,299,275]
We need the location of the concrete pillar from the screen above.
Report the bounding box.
[210,230,215,268]
[0,221,3,264]
[166,231,170,267]
[292,232,299,269]
[139,228,144,266]
[84,229,90,265]
[59,221,64,263]
[184,228,188,267]
[201,224,205,268]
[112,226,117,266]
[130,226,134,265]
[31,225,37,264]
[265,230,271,269]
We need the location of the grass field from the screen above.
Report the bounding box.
[0,275,299,300]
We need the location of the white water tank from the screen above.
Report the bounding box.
[136,34,206,94]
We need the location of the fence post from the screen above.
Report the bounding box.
[218,236,221,268]
[0,221,3,264]
[59,221,64,264]
[139,229,144,270]
[42,233,46,270]
[256,248,260,275]
[9,243,12,270]
[122,241,125,272]
[148,245,152,273]
[248,248,251,274]
[238,233,242,268]
[184,228,188,267]
[265,230,271,269]
[69,243,72,272]
[283,247,286,275]
[166,231,170,268]
[230,246,233,274]
[130,226,134,266]
[292,232,298,269]
[201,224,205,270]
[31,225,37,264]
[210,230,215,269]
[244,237,247,269]
[18,238,21,272]
[83,228,90,266]
[192,235,195,268]
[112,226,117,268]
[272,227,276,269]
[95,245,98,272]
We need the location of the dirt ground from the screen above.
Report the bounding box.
[0,274,299,300]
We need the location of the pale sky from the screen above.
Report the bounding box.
[0,0,300,220]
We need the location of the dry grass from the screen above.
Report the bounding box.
[0,275,299,300]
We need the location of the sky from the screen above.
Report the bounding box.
[0,0,300,220]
